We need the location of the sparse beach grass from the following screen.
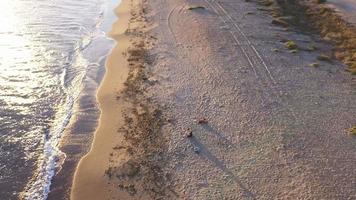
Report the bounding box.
[284,40,298,50]
[317,54,332,62]
[348,126,356,136]
[257,0,356,74]
[309,62,320,68]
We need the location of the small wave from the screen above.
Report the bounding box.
[19,1,116,199]
[23,95,74,200]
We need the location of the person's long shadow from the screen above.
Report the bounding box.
[189,136,256,199]
[201,124,236,148]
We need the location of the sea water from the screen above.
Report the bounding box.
[0,0,118,199]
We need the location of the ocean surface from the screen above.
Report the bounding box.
[0,0,118,199]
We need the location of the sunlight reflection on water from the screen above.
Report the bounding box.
[0,0,113,199]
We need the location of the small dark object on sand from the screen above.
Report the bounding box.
[187,6,206,11]
[186,128,193,138]
[198,118,208,124]
[317,54,332,62]
[315,0,326,4]
[271,19,288,27]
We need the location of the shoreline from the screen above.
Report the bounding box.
[21,1,117,198]
[70,0,132,199]
[71,0,172,198]
[47,1,119,198]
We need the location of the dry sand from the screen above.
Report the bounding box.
[327,0,356,25]
[146,0,356,198]
[71,0,356,199]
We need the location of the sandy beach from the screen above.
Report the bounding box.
[70,0,132,199]
[327,0,356,25]
[71,0,356,199]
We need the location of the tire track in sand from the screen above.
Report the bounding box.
[205,0,300,122]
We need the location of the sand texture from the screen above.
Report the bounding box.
[70,0,132,199]
[72,0,356,199]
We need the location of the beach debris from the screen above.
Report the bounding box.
[148,77,158,85]
[261,0,274,6]
[306,44,318,51]
[348,126,356,136]
[118,160,141,178]
[113,145,126,150]
[275,144,286,152]
[105,167,113,178]
[271,19,288,27]
[105,159,140,180]
[284,40,298,50]
[186,128,193,138]
[244,11,254,15]
[193,146,200,153]
[197,117,208,125]
[257,7,271,12]
[315,0,326,4]
[272,48,279,52]
[118,184,137,195]
[309,62,320,68]
[289,49,298,54]
[167,118,174,123]
[187,6,206,11]
[317,54,332,62]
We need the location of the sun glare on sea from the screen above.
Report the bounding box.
[0,0,40,105]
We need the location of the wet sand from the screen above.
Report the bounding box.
[70,0,132,199]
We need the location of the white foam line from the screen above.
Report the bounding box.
[22,1,115,199]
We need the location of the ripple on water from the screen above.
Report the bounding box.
[0,0,114,199]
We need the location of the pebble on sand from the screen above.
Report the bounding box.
[186,128,193,138]
[197,118,208,124]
